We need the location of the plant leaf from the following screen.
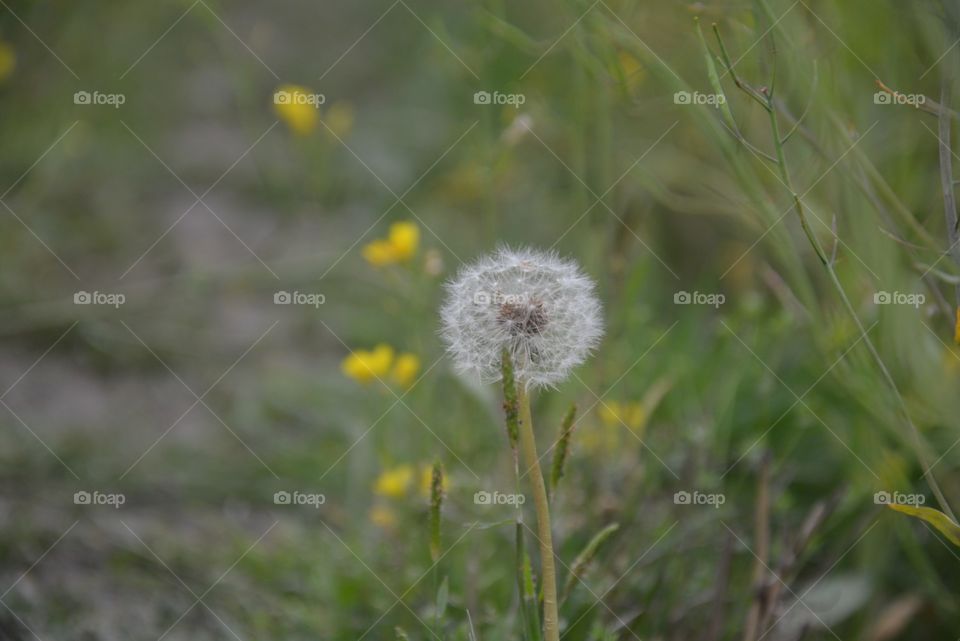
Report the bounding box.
[887,503,960,547]
[436,575,450,620]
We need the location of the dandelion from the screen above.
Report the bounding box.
[341,344,394,384]
[439,246,602,641]
[373,464,414,499]
[391,353,421,388]
[273,83,319,135]
[440,246,603,389]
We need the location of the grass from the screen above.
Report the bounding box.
[2,0,960,639]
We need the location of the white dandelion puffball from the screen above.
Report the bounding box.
[440,246,604,388]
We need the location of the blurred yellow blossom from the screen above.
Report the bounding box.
[273,83,320,135]
[341,344,394,384]
[391,353,421,388]
[374,465,414,498]
[369,504,398,529]
[387,221,419,261]
[362,221,419,267]
[0,40,14,82]
[599,401,647,431]
[323,101,355,139]
[361,239,397,266]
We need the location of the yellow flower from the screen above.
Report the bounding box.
[323,101,355,139]
[391,353,421,388]
[599,401,647,431]
[387,221,419,261]
[369,504,397,529]
[0,41,14,82]
[273,83,319,135]
[341,344,395,384]
[362,221,419,267]
[361,239,397,267]
[374,465,414,499]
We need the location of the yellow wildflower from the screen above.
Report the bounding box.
[362,221,419,267]
[391,353,421,388]
[273,83,319,135]
[323,101,355,139]
[369,504,397,529]
[361,239,397,266]
[387,221,419,261]
[341,344,394,384]
[0,41,14,82]
[599,401,647,431]
[374,465,414,499]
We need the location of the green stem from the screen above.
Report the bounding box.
[517,385,560,641]
[768,104,956,520]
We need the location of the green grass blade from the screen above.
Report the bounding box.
[888,503,960,547]
[561,523,620,603]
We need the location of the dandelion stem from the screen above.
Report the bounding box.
[517,384,560,641]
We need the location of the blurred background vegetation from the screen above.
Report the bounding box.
[2,0,960,639]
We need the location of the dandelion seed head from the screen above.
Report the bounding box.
[440,246,603,388]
